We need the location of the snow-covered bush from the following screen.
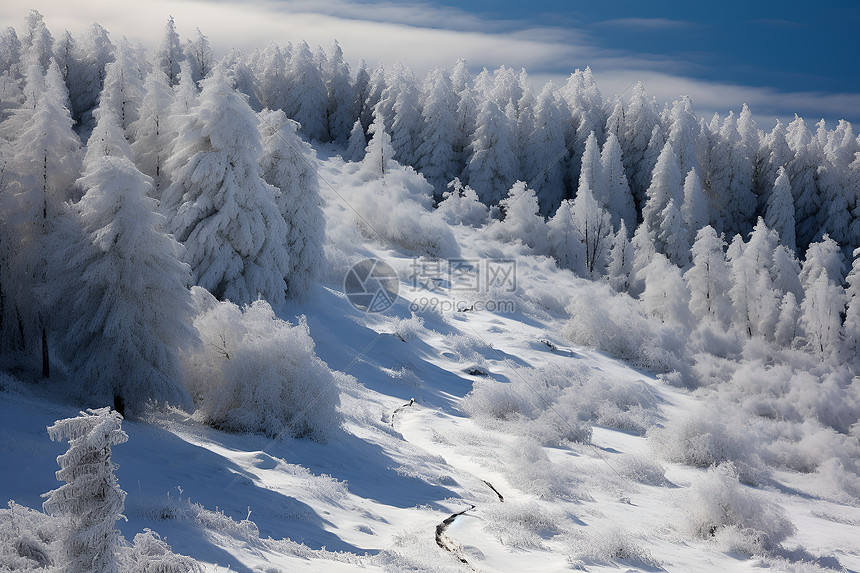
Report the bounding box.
[126,529,202,573]
[614,454,669,486]
[464,362,659,446]
[42,407,128,573]
[680,463,795,554]
[183,287,342,441]
[563,281,689,377]
[350,163,459,258]
[481,501,562,550]
[0,501,61,571]
[566,526,659,569]
[434,178,489,227]
[649,407,769,485]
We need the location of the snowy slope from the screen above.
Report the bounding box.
[2,152,859,573]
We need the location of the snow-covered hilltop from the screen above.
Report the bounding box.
[1,10,859,573]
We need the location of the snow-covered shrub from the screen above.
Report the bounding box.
[389,313,425,342]
[464,362,659,446]
[42,407,128,573]
[501,438,584,501]
[563,281,688,377]
[566,526,659,569]
[434,178,489,227]
[183,287,342,441]
[350,161,459,258]
[126,529,202,573]
[648,406,768,485]
[681,463,795,554]
[0,501,61,571]
[481,501,562,550]
[614,454,669,486]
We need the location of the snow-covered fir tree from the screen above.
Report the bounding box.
[161,66,291,305]
[464,98,518,205]
[154,16,184,86]
[765,166,797,253]
[414,67,458,197]
[43,153,197,413]
[128,68,174,194]
[362,105,396,177]
[258,109,325,299]
[43,407,128,573]
[684,226,732,327]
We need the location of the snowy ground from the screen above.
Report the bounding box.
[2,152,859,572]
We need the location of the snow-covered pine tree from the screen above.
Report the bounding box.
[786,116,822,251]
[464,98,517,205]
[155,16,184,86]
[82,105,134,177]
[256,42,288,112]
[43,407,128,573]
[435,178,489,227]
[389,68,422,168]
[162,66,291,305]
[98,41,144,133]
[324,40,354,146]
[658,198,690,268]
[547,199,586,277]
[844,247,860,361]
[765,166,797,253]
[606,220,634,292]
[684,226,732,327]
[665,96,701,182]
[362,105,396,177]
[128,68,173,194]
[600,131,636,232]
[573,133,614,277]
[800,272,846,357]
[522,82,568,216]
[43,153,196,413]
[258,109,325,299]
[681,167,709,236]
[345,118,366,162]
[284,41,327,141]
[492,181,548,251]
[184,28,213,84]
[642,141,684,259]
[620,83,662,210]
[643,252,693,327]
[0,59,81,373]
[415,67,458,198]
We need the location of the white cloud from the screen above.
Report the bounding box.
[1,0,856,123]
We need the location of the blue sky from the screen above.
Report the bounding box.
[2,0,857,125]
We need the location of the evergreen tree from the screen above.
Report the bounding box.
[492,181,548,251]
[620,82,662,209]
[162,66,291,305]
[362,105,396,177]
[345,118,366,162]
[99,41,144,133]
[800,273,846,357]
[464,98,517,205]
[522,82,567,215]
[665,96,701,184]
[643,253,693,327]
[324,40,354,146]
[415,67,458,197]
[573,135,614,277]
[786,116,822,251]
[83,106,133,174]
[128,68,173,194]
[389,68,422,167]
[155,16,184,86]
[765,167,796,252]
[681,167,709,236]
[606,220,634,292]
[642,141,684,258]
[43,154,196,412]
[684,226,732,326]
[547,199,586,277]
[600,131,636,231]
[0,60,81,373]
[184,28,213,84]
[258,109,325,299]
[256,42,288,112]
[43,408,128,573]
[844,247,860,360]
[285,41,328,141]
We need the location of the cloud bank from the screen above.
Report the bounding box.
[1,0,857,124]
